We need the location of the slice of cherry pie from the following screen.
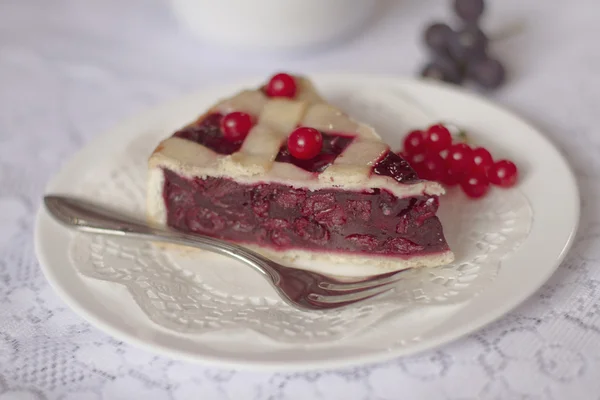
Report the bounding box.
[147,73,454,276]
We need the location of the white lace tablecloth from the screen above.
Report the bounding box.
[1,0,598,399]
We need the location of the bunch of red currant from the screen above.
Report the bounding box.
[400,123,518,198]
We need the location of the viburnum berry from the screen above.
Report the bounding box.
[424,124,452,153]
[488,159,518,187]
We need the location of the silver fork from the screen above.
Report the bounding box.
[44,195,408,311]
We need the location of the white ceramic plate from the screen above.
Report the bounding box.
[35,74,579,371]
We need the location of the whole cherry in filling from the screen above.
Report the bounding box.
[287,127,323,160]
[220,111,254,142]
[265,73,297,98]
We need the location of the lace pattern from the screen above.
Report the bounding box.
[3,0,596,396]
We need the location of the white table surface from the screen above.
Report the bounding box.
[1,0,599,398]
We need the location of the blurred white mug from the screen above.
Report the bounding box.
[170,0,376,51]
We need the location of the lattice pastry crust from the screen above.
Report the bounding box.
[148,76,444,224]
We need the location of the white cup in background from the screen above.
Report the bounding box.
[169,0,377,52]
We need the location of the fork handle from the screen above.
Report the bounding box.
[43,195,279,282]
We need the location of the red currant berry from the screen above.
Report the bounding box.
[442,168,460,186]
[488,159,518,187]
[420,152,447,182]
[220,112,254,142]
[405,153,426,175]
[265,73,297,98]
[287,127,323,160]
[460,171,490,199]
[403,130,426,154]
[469,147,494,174]
[446,143,473,174]
[424,124,452,153]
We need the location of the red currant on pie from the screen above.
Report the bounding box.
[424,124,452,153]
[403,130,426,154]
[265,73,297,98]
[488,159,518,187]
[220,112,254,142]
[287,127,323,160]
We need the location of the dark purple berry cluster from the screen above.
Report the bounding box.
[420,0,506,90]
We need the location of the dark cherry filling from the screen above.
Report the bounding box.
[172,113,421,181]
[275,133,354,172]
[163,170,449,256]
[372,151,419,183]
[173,113,242,155]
